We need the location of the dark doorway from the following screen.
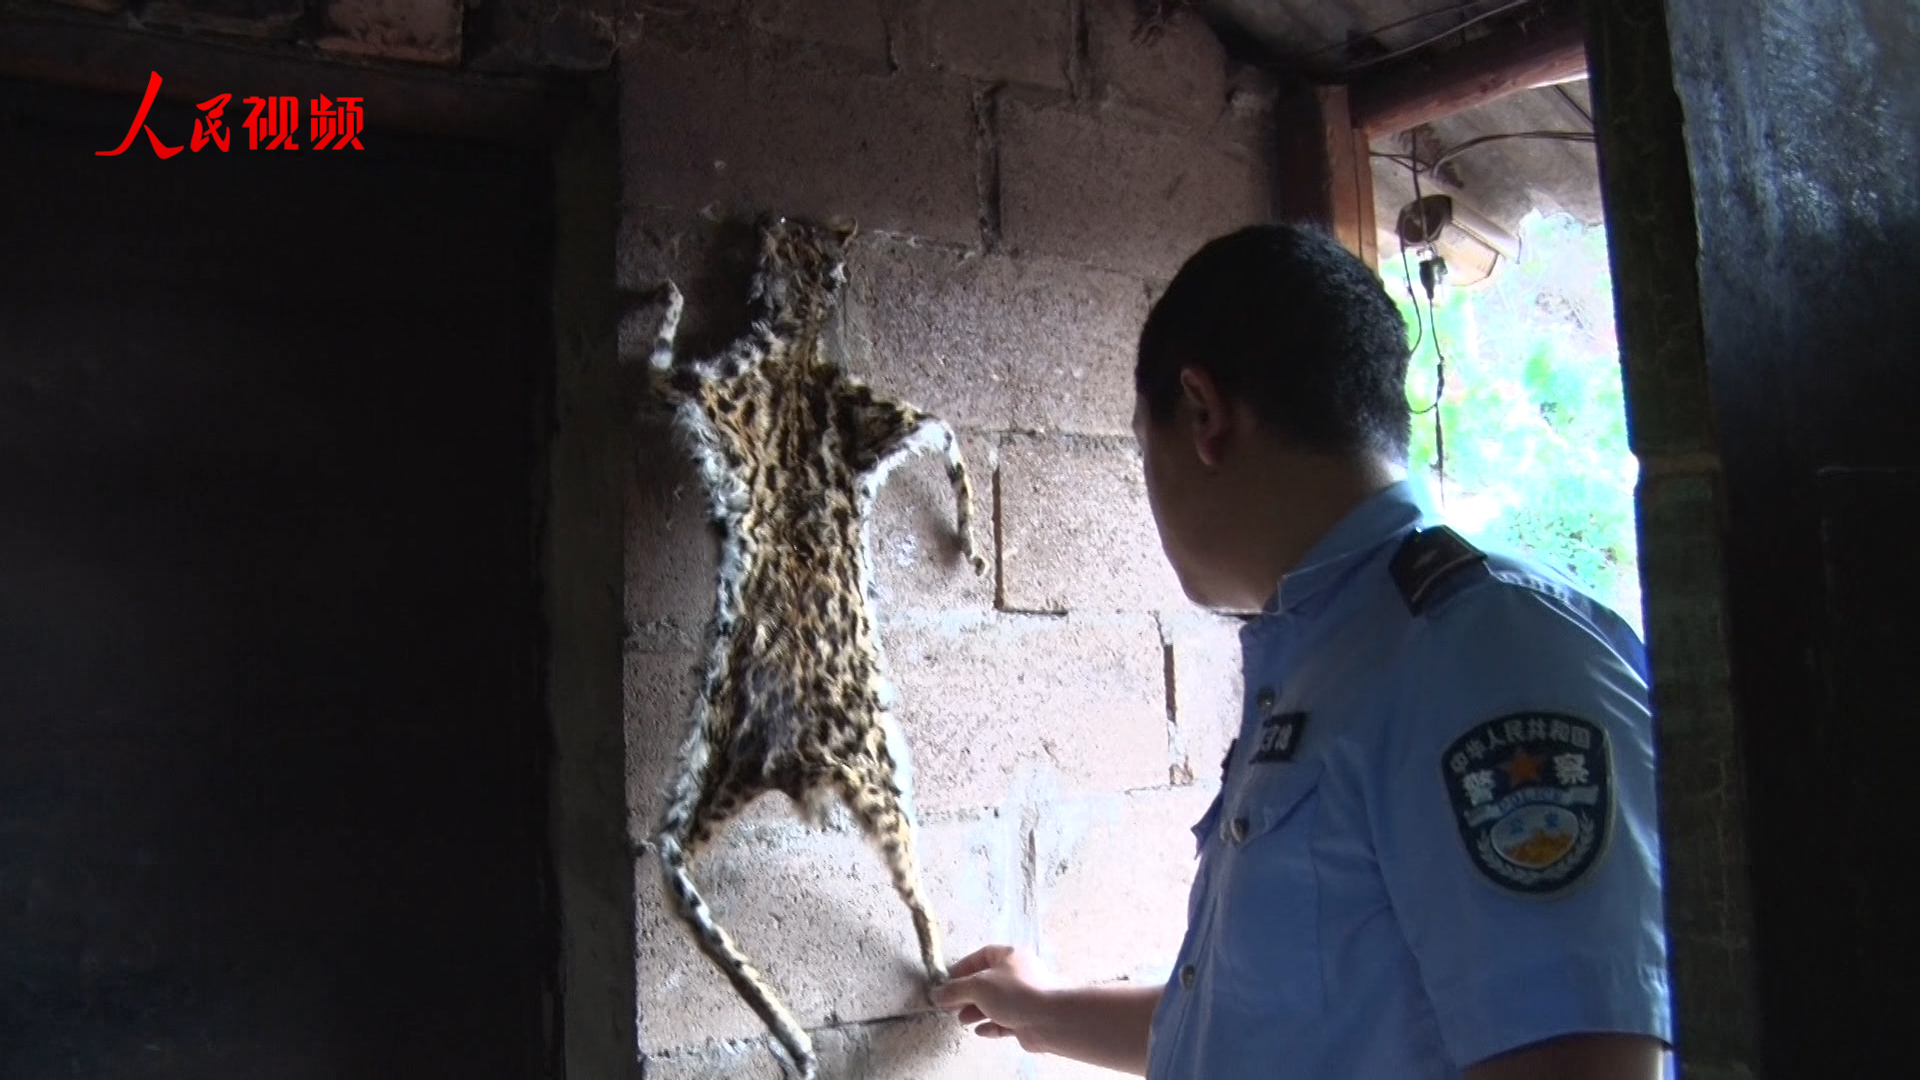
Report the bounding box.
[0,76,554,1079]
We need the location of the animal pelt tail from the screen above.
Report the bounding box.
[655,823,816,1080]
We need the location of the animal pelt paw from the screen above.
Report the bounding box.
[767,1039,817,1080]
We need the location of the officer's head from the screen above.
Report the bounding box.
[1132,223,1412,608]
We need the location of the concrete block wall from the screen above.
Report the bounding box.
[621,2,1269,1076]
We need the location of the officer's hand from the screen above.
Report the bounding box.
[930,944,1057,1052]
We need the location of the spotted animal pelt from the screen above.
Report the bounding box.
[639,215,987,1080]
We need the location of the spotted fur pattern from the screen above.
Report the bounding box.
[643,215,988,1079]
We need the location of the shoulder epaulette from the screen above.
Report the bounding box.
[1389,525,1487,615]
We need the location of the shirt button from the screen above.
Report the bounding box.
[1228,816,1249,844]
[1255,688,1275,714]
[1180,963,1196,989]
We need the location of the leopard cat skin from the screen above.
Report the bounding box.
[641,214,988,1080]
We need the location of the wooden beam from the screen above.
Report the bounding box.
[1351,0,1587,137]
[1272,83,1378,268]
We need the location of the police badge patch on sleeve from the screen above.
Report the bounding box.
[1441,712,1613,896]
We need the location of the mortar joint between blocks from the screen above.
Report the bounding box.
[879,0,904,75]
[990,440,1007,611]
[971,80,1005,253]
[1067,0,1093,101]
[1018,799,1042,952]
[1156,611,1187,786]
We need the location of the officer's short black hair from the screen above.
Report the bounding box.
[1135,222,1412,463]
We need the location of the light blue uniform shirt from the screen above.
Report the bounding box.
[1145,479,1672,1079]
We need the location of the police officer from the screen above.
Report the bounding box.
[930,224,1672,1079]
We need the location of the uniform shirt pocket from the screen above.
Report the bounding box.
[1211,759,1327,1014]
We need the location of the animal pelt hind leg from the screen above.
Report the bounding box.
[828,760,947,986]
[653,699,818,1080]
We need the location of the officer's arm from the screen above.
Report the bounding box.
[1466,1031,1667,1080]
[1378,584,1672,1073]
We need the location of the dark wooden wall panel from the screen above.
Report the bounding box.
[1661,0,1920,1073]
[0,74,555,1079]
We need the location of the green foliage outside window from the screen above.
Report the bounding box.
[1390,212,1644,634]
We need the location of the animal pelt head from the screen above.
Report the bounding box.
[748,213,858,326]
[1131,0,1194,43]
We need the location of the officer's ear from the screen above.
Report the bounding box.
[1177,366,1233,468]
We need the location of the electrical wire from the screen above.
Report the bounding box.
[1553,83,1594,131]
[1405,268,1439,417]
[1430,130,1594,169]
[1375,130,1598,505]
[1330,0,1538,76]
[1430,316,1447,507]
[1295,0,1489,60]
[1422,259,1449,414]
[1408,150,1447,503]
[1370,151,1424,172]
[1399,242,1427,358]
[1372,132,1598,185]
[1404,145,1438,417]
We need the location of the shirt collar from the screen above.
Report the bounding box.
[1263,477,1438,616]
